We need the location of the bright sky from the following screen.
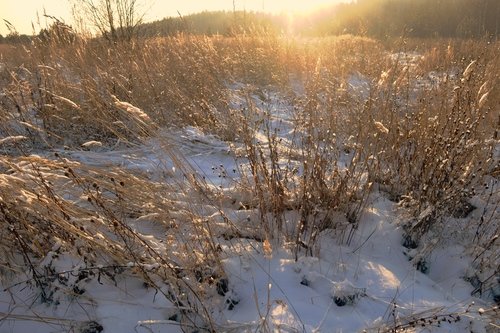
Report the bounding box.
[0,0,348,35]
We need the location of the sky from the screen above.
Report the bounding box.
[0,0,348,36]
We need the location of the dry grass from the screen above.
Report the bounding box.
[0,31,498,330]
[0,152,227,328]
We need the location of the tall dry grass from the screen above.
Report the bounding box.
[0,30,498,330]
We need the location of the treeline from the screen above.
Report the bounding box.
[0,21,77,45]
[1,0,498,43]
[0,33,32,44]
[139,11,284,37]
[325,0,499,38]
[140,0,499,39]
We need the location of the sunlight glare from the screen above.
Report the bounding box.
[0,0,347,35]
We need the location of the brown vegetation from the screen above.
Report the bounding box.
[0,26,498,330]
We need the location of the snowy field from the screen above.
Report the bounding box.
[0,49,498,333]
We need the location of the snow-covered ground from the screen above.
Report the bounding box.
[1,163,495,332]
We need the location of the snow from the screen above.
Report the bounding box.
[1,61,497,332]
[2,145,493,332]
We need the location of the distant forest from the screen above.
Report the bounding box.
[1,0,498,42]
[140,0,499,39]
